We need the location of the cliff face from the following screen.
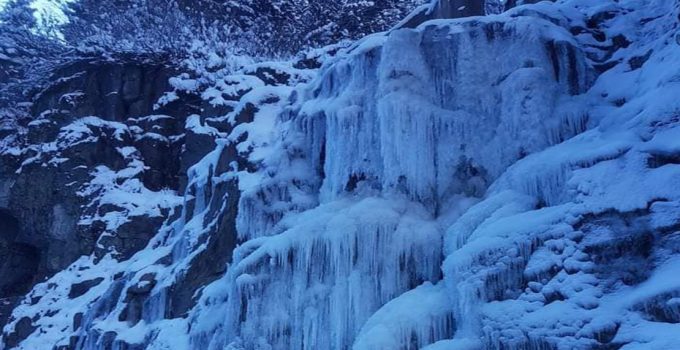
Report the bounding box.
[0,56,186,340]
[2,0,680,349]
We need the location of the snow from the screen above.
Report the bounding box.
[353,282,454,350]
[421,338,482,350]
[5,0,680,349]
[641,127,680,155]
[185,114,218,136]
[169,74,200,92]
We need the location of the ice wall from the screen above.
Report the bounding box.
[299,13,591,214]
[191,7,595,350]
[437,0,680,348]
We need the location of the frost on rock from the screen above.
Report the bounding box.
[0,60,310,349]
[4,0,680,349]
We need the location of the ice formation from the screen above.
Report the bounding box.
[3,0,680,349]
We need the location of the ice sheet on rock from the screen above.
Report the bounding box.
[297,11,593,213]
[193,196,444,350]
[353,282,455,350]
[420,338,482,350]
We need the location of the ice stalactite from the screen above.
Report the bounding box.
[192,8,597,350]
[210,198,443,350]
[297,14,593,216]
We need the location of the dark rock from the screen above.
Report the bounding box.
[135,133,177,191]
[628,50,653,70]
[293,56,322,70]
[128,115,178,136]
[60,134,127,171]
[0,209,41,299]
[127,273,157,296]
[594,60,620,74]
[293,45,343,70]
[68,277,105,299]
[245,66,291,86]
[647,152,680,168]
[611,34,631,49]
[592,30,606,42]
[95,214,166,260]
[580,210,655,285]
[594,322,620,344]
[97,203,127,216]
[234,102,257,125]
[400,0,484,29]
[101,331,118,350]
[0,296,20,330]
[633,291,680,323]
[7,158,85,275]
[31,56,177,123]
[119,273,157,325]
[204,116,232,133]
[201,101,234,120]
[73,312,83,331]
[168,145,241,318]
[543,290,566,305]
[178,123,217,192]
[586,11,617,28]
[4,316,36,349]
[26,118,60,144]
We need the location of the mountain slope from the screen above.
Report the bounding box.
[2,0,680,349]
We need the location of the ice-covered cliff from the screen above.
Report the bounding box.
[2,0,680,349]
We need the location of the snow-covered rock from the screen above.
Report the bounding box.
[3,0,680,349]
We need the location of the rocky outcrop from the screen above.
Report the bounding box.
[29,55,195,122]
[0,49,314,347]
[0,55,198,333]
[399,0,550,28]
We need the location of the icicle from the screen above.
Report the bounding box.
[142,289,167,323]
[213,197,443,350]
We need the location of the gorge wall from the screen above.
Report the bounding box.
[1,0,680,349]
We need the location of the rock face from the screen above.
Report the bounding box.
[2,0,680,350]
[0,55,196,334]
[0,46,315,347]
[0,210,37,298]
[31,55,181,122]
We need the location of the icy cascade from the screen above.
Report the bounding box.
[209,1,680,349]
[296,12,592,214]
[435,0,680,348]
[4,0,680,349]
[352,282,456,350]
[189,7,594,350]
[197,198,443,350]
